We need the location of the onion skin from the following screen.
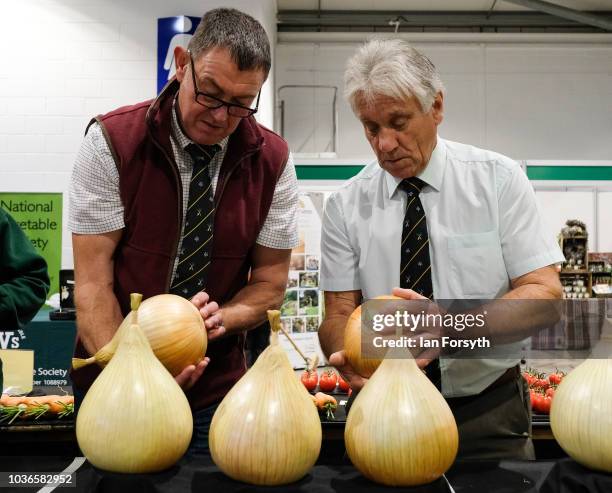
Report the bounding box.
[345,357,458,486]
[72,294,206,376]
[76,295,193,473]
[209,310,322,486]
[344,295,402,377]
[550,359,612,473]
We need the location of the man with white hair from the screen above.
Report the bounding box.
[318,39,564,459]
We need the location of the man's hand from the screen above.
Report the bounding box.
[174,357,210,390]
[328,350,368,391]
[191,291,226,341]
[391,287,426,300]
[390,287,440,368]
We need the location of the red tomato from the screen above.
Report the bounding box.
[530,390,544,413]
[522,371,532,385]
[529,389,537,406]
[337,376,350,392]
[300,370,318,391]
[539,396,552,414]
[534,378,550,391]
[319,370,338,392]
[548,372,564,385]
[545,387,555,399]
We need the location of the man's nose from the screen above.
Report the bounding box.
[377,128,399,153]
[208,105,229,124]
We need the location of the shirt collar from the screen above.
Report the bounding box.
[385,136,447,199]
[171,98,229,153]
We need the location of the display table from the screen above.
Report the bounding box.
[2,456,611,493]
[2,310,76,388]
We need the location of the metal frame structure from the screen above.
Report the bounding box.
[278,5,612,32]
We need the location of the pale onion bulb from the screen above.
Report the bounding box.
[73,293,206,376]
[76,294,193,473]
[550,359,612,472]
[344,296,401,377]
[345,356,458,486]
[209,310,321,485]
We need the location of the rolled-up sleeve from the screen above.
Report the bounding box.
[68,123,125,234]
[319,193,361,291]
[498,165,565,279]
[256,152,299,249]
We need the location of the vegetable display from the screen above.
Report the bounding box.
[0,394,74,424]
[209,310,321,486]
[72,293,206,376]
[76,294,193,473]
[522,368,565,414]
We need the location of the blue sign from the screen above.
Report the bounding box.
[157,16,200,94]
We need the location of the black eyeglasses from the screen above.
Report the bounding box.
[188,51,260,118]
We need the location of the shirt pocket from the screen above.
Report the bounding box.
[447,230,506,298]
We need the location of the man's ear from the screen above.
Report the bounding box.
[431,91,444,126]
[174,46,189,83]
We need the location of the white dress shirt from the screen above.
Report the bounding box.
[320,137,564,396]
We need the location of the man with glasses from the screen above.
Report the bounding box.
[68,8,298,453]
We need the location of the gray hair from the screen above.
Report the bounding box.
[344,39,444,113]
[188,8,271,76]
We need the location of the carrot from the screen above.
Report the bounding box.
[314,392,337,420]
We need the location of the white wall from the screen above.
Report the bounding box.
[276,36,612,161]
[0,0,277,270]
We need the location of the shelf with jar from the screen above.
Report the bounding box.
[558,220,590,299]
[588,252,612,298]
[560,272,591,300]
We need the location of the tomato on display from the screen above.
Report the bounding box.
[338,375,350,392]
[300,370,318,391]
[318,370,338,392]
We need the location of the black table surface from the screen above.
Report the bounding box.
[1,455,611,493]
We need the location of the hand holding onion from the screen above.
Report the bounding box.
[73,293,208,378]
[174,356,210,390]
[190,291,226,340]
[328,350,369,391]
[173,291,223,389]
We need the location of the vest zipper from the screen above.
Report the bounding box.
[147,133,184,292]
[213,147,261,205]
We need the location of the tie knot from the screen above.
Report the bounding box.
[186,143,220,166]
[400,177,427,193]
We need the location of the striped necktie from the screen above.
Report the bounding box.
[170,143,219,299]
[399,177,433,298]
[399,177,441,389]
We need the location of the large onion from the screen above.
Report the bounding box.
[344,295,401,377]
[345,354,458,486]
[72,293,206,376]
[76,294,193,473]
[209,310,321,485]
[550,359,612,472]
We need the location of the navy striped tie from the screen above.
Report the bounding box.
[170,143,219,299]
[399,177,440,389]
[399,177,433,298]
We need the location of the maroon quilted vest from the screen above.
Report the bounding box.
[71,80,289,410]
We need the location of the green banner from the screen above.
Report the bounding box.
[0,193,63,299]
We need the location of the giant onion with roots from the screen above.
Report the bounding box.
[72,293,206,376]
